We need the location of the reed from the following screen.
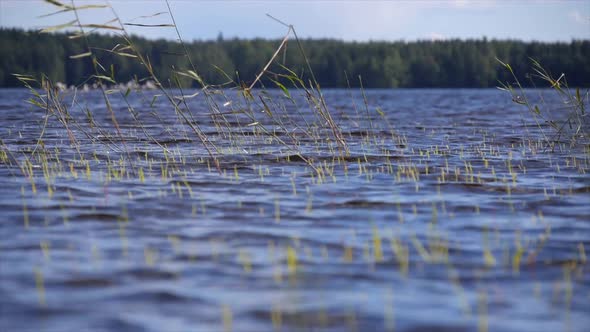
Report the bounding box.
[13,0,359,183]
[497,57,589,150]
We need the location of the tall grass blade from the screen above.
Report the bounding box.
[39,20,77,33]
[69,51,92,59]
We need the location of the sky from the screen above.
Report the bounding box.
[1,0,589,42]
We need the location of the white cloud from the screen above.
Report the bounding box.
[569,10,590,25]
[450,0,497,9]
[428,32,447,41]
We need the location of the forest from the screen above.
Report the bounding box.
[1,28,588,88]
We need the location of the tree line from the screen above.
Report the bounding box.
[1,28,588,88]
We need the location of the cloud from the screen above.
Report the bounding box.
[569,10,590,25]
[429,32,446,41]
[450,0,496,9]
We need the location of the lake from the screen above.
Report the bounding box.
[0,88,588,332]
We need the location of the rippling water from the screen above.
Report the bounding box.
[0,88,588,332]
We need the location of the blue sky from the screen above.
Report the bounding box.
[1,0,589,42]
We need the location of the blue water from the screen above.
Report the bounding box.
[0,88,588,332]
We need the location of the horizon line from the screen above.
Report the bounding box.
[1,27,589,44]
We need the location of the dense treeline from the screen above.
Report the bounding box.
[1,28,588,88]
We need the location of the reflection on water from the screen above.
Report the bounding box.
[0,88,588,332]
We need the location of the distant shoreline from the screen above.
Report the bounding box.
[1,28,588,88]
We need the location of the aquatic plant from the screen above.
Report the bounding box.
[13,0,353,179]
[497,57,589,150]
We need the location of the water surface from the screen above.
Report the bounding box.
[0,88,588,332]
